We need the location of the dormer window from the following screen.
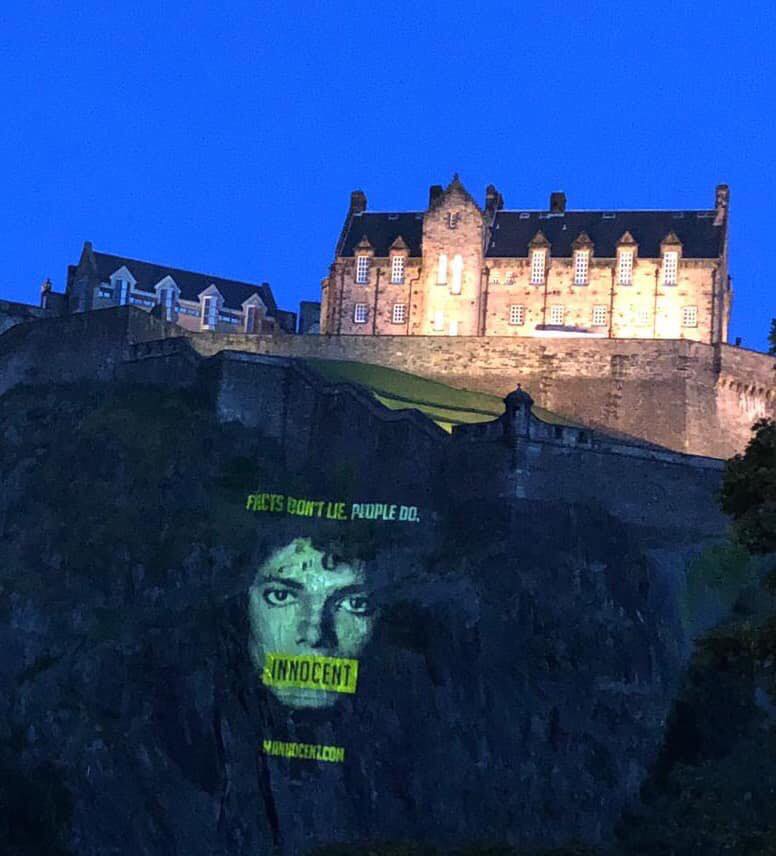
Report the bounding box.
[355,256,370,284]
[573,249,590,285]
[663,251,679,285]
[245,304,261,333]
[447,212,459,230]
[159,287,176,321]
[530,249,546,285]
[618,249,634,285]
[451,254,463,294]
[115,278,129,306]
[201,296,218,329]
[390,255,405,284]
[437,254,448,285]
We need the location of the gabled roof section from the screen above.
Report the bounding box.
[487,211,723,258]
[91,251,278,314]
[340,213,423,257]
[428,173,482,214]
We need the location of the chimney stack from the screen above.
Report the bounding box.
[485,184,504,214]
[428,185,444,207]
[549,191,566,214]
[350,190,367,214]
[714,183,729,226]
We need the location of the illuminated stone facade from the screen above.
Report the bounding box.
[321,177,731,344]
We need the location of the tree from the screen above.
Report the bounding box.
[719,417,776,554]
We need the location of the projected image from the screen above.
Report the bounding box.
[248,536,377,709]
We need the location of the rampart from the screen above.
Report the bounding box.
[1,306,773,458]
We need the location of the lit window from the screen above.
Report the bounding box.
[391,303,407,324]
[618,250,634,285]
[451,254,463,294]
[636,309,650,326]
[355,256,370,284]
[437,254,448,285]
[509,304,525,326]
[449,319,459,336]
[574,249,590,285]
[663,251,678,285]
[433,310,445,331]
[681,306,698,328]
[353,303,368,323]
[390,255,405,284]
[447,212,459,230]
[592,305,608,326]
[245,305,260,333]
[201,296,218,329]
[549,305,564,325]
[530,249,546,285]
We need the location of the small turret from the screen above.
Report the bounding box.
[503,384,534,440]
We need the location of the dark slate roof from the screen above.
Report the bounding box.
[274,309,297,334]
[487,211,723,259]
[341,213,424,257]
[92,251,278,314]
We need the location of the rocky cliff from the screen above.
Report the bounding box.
[0,376,748,854]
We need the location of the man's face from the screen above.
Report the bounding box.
[248,538,377,708]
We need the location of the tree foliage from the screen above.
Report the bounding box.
[719,417,776,554]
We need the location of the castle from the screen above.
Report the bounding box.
[322,176,731,343]
[0,176,773,459]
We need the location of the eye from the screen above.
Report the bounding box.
[338,595,373,616]
[262,588,297,606]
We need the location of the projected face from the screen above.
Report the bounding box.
[248,537,377,708]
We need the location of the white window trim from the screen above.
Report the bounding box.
[201,295,219,329]
[509,304,525,326]
[391,303,407,324]
[353,303,368,324]
[355,255,370,284]
[245,304,261,333]
[573,249,590,286]
[390,255,405,284]
[549,304,564,325]
[530,249,546,285]
[433,310,445,331]
[681,306,698,328]
[618,249,634,285]
[663,251,679,285]
[592,305,608,326]
[448,319,459,336]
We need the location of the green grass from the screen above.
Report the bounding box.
[301,358,576,433]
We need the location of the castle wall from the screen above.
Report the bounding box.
[0,299,51,336]
[161,328,775,458]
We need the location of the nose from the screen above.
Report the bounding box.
[296,603,335,649]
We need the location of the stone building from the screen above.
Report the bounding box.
[43,241,298,335]
[320,176,731,343]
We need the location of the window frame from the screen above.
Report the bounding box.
[437,253,448,285]
[391,303,407,324]
[450,254,463,294]
[390,255,405,284]
[530,249,546,285]
[681,305,698,328]
[573,249,590,286]
[355,255,370,284]
[618,249,634,285]
[591,305,608,327]
[508,304,525,326]
[549,304,565,325]
[662,250,679,286]
[353,303,368,324]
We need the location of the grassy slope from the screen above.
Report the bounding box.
[301,358,577,433]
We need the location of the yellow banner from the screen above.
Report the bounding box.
[262,653,359,694]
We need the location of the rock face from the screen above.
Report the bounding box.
[0,379,723,854]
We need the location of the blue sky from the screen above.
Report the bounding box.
[2,0,774,350]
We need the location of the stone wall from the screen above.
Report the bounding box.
[2,306,774,458]
[0,299,51,336]
[164,327,775,457]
